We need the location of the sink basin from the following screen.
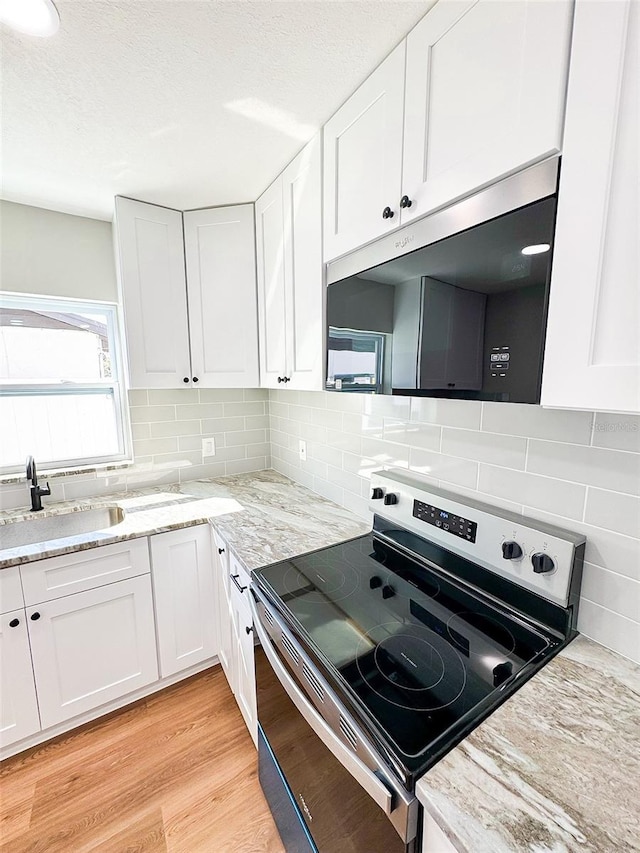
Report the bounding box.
[0,506,125,551]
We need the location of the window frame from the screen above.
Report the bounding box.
[0,291,133,475]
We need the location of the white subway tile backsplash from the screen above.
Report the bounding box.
[150,420,201,438]
[482,402,594,444]
[201,416,245,434]
[224,429,267,447]
[127,389,148,407]
[442,428,527,469]
[578,599,640,663]
[222,401,265,417]
[581,563,640,623]
[584,489,640,538]
[130,405,176,424]
[198,388,245,403]
[478,465,586,520]
[591,413,640,453]
[409,448,479,489]
[176,403,225,421]
[411,398,482,430]
[147,389,199,405]
[527,440,640,497]
[133,437,179,457]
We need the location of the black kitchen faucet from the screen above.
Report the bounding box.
[26,456,51,512]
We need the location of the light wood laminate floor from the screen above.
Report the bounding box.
[0,667,285,853]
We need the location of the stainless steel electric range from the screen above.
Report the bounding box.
[250,469,585,853]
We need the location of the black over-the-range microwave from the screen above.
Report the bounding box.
[325,159,560,404]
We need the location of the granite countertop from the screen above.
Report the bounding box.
[0,470,369,569]
[417,635,640,853]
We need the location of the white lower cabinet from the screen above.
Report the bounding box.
[150,525,217,678]
[213,530,236,693]
[212,529,257,746]
[0,609,41,748]
[27,575,158,729]
[421,811,457,853]
[229,554,257,746]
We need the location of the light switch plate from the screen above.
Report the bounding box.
[299,440,307,462]
[202,437,216,457]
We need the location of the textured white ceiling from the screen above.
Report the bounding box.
[1,0,432,220]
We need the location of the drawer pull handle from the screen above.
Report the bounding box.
[9,618,20,628]
[246,625,253,635]
[30,612,41,621]
[231,574,247,593]
[218,547,225,554]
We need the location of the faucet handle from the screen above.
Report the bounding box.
[40,481,51,497]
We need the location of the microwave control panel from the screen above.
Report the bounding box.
[413,500,478,543]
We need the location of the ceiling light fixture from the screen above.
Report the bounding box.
[521,243,551,256]
[0,0,60,37]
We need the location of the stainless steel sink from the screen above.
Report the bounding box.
[0,506,125,551]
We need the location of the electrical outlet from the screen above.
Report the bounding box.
[299,440,307,462]
[202,437,216,457]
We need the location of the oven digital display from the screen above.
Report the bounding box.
[413,499,477,543]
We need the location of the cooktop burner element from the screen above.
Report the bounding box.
[357,625,468,712]
[252,469,586,780]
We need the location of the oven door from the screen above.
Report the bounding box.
[251,588,418,853]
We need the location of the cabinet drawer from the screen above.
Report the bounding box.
[229,552,251,590]
[0,567,24,615]
[21,538,151,605]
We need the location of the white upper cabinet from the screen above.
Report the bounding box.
[401,0,573,224]
[114,198,191,388]
[323,0,573,260]
[323,44,405,261]
[183,205,259,388]
[542,0,639,413]
[115,198,259,389]
[256,134,323,389]
[255,179,287,387]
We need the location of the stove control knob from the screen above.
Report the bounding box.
[382,584,395,599]
[531,552,555,574]
[369,576,382,589]
[501,540,523,560]
[383,493,398,506]
[371,487,384,500]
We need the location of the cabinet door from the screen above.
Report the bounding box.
[282,135,324,391]
[402,0,572,223]
[542,0,639,413]
[0,610,41,749]
[230,574,257,746]
[150,525,217,678]
[114,197,191,388]
[323,42,405,261]
[213,533,236,693]
[28,575,158,729]
[256,180,287,387]
[184,205,260,388]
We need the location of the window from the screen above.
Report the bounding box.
[326,328,386,393]
[0,293,132,474]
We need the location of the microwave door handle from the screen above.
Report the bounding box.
[250,596,394,816]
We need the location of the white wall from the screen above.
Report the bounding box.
[0,200,117,301]
[269,389,640,665]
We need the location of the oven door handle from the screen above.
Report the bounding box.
[250,595,395,817]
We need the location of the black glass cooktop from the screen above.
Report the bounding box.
[253,530,559,771]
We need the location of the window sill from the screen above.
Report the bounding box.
[0,460,135,486]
